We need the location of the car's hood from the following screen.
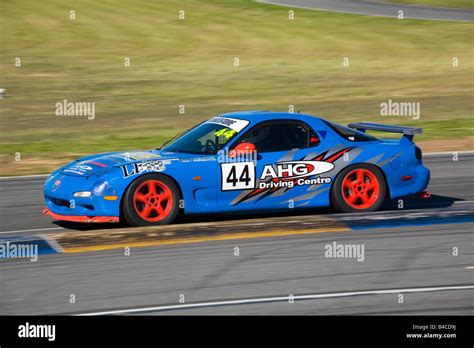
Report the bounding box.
[59,150,199,177]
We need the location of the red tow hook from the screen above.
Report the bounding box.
[418,191,431,199]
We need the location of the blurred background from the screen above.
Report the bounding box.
[1,0,473,175]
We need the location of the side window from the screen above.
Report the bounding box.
[235,121,319,153]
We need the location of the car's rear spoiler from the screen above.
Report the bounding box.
[348,122,422,141]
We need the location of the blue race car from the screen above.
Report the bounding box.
[43,111,430,226]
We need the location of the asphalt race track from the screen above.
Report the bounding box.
[257,0,474,22]
[0,153,473,315]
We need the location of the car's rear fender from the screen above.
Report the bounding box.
[371,140,430,199]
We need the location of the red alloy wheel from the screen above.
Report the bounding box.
[133,179,174,222]
[341,168,380,210]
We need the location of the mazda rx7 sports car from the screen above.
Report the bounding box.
[43,110,430,226]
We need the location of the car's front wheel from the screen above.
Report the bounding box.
[331,164,386,213]
[122,174,180,226]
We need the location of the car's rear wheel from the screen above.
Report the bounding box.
[122,174,179,226]
[331,164,386,213]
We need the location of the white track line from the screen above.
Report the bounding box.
[0,227,63,235]
[79,284,474,316]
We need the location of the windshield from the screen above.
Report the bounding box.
[161,117,250,154]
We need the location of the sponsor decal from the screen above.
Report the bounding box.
[214,128,236,139]
[221,162,256,191]
[119,152,162,161]
[92,180,116,196]
[260,161,334,181]
[257,160,333,190]
[233,147,354,204]
[206,117,249,132]
[106,156,128,164]
[317,130,327,139]
[51,175,64,191]
[121,160,170,178]
[180,157,217,163]
[63,163,93,175]
[87,161,107,168]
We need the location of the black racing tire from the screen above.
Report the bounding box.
[331,163,386,213]
[122,173,180,226]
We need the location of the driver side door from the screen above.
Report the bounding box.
[217,120,321,210]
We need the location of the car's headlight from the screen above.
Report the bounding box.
[73,191,92,198]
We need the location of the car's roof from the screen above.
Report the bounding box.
[218,110,322,123]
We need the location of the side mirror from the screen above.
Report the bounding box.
[229,142,256,158]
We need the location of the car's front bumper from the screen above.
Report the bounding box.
[43,208,119,223]
[43,171,121,221]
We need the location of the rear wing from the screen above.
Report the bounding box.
[348,122,422,141]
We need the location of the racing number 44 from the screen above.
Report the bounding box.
[221,162,255,191]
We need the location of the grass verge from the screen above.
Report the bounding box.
[1,0,472,175]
